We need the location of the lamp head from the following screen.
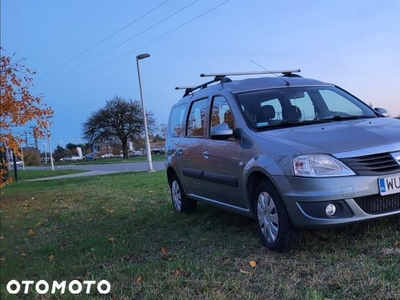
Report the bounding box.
[136,53,150,60]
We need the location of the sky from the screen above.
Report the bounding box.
[1,0,400,152]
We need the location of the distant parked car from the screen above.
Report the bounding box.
[129,150,144,157]
[10,160,23,167]
[101,153,114,158]
[60,156,72,161]
[83,154,96,160]
[41,157,52,163]
[70,155,82,161]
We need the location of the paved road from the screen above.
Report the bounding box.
[24,161,166,181]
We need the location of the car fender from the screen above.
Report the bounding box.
[241,154,293,215]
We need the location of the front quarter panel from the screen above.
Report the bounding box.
[240,138,298,214]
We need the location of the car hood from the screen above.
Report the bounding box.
[261,117,400,155]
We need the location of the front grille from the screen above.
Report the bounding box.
[354,193,400,214]
[340,153,400,175]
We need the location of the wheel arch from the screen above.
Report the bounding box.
[166,166,177,186]
[246,170,271,217]
[245,169,290,219]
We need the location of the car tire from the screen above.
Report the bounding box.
[170,174,197,213]
[254,179,302,252]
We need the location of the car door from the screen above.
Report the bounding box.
[178,97,209,196]
[200,95,245,208]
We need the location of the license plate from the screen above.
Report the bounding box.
[378,174,400,196]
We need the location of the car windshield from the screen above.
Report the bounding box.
[235,86,377,130]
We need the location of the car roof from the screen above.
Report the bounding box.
[175,74,331,104]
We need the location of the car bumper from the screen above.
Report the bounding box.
[275,173,400,228]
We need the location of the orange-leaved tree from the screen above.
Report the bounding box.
[0,48,53,187]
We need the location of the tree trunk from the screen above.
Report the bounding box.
[121,138,128,159]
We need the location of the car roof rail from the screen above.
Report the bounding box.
[175,70,301,97]
[200,69,301,77]
[175,75,227,97]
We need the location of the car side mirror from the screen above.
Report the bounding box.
[210,123,234,140]
[374,107,389,117]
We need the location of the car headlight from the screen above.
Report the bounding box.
[293,155,355,177]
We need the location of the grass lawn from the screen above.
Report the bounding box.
[1,171,399,299]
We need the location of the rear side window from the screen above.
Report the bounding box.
[186,98,208,137]
[168,103,186,138]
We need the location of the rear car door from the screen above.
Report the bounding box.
[178,97,209,196]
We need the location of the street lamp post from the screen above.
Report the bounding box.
[45,118,55,171]
[136,53,154,172]
[44,142,47,163]
[48,136,55,171]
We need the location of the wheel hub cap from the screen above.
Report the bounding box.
[257,191,279,243]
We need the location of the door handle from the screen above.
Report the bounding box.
[203,150,209,159]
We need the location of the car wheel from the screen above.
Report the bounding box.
[254,179,302,252]
[170,174,197,213]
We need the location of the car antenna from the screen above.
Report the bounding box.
[250,60,290,86]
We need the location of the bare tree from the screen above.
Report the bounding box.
[82,96,155,159]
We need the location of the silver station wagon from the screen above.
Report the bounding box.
[165,70,400,252]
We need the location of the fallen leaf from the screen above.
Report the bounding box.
[21,253,27,257]
[175,269,180,276]
[0,257,5,262]
[28,229,35,236]
[48,254,54,261]
[0,236,4,239]
[239,269,250,274]
[34,222,42,227]
[249,260,257,267]
[381,248,400,255]
[136,276,143,283]
[108,237,115,243]
[161,246,168,255]
[394,241,399,247]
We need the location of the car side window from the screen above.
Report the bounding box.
[186,98,208,137]
[210,96,234,130]
[168,103,186,138]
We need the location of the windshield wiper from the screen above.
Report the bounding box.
[255,115,375,130]
[256,120,317,130]
[324,115,375,121]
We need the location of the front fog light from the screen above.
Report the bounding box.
[325,204,337,216]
